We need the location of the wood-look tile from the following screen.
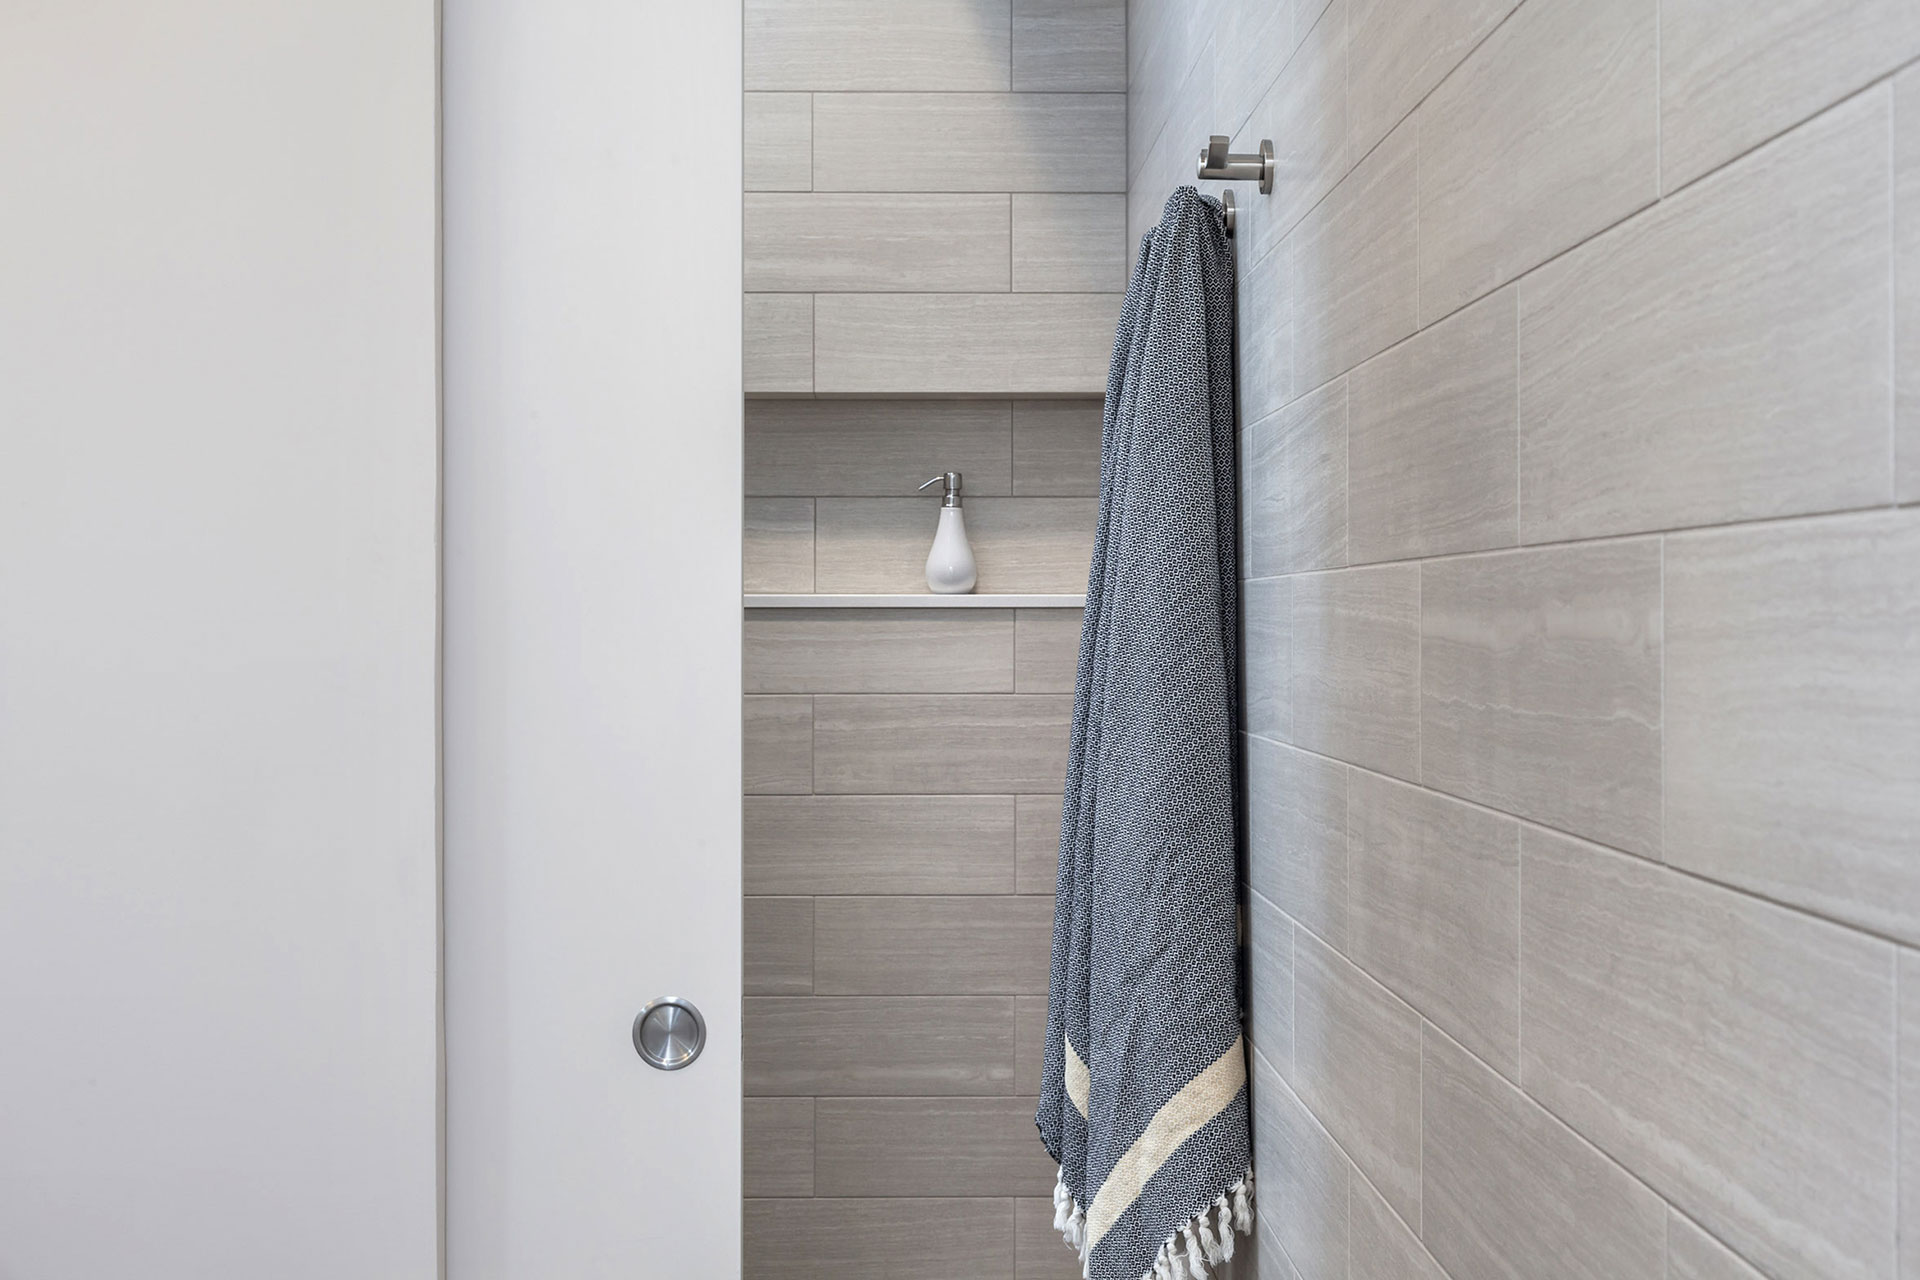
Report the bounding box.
[1014,994,1047,1094]
[1238,0,1347,257]
[814,694,1072,795]
[1252,1049,1350,1280]
[745,695,812,795]
[745,896,813,994]
[1242,576,1292,741]
[1291,564,1419,782]
[745,0,1011,91]
[1348,0,1516,162]
[1350,1167,1447,1280]
[746,609,1014,694]
[744,497,814,593]
[1520,826,1896,1280]
[1236,239,1293,427]
[746,795,1016,895]
[1668,1214,1769,1280]
[1902,950,1920,1280]
[1660,0,1920,190]
[746,194,1011,294]
[1347,287,1518,564]
[813,294,1122,396]
[1014,0,1126,91]
[1897,68,1920,506]
[1243,380,1347,578]
[1417,0,1658,323]
[1247,890,1294,1071]
[1292,930,1421,1230]
[745,92,811,192]
[1293,118,1417,390]
[744,1097,813,1197]
[1246,736,1347,952]
[1012,400,1102,496]
[814,896,1054,994]
[814,1097,1058,1196]
[1347,771,1519,1077]
[744,995,1016,1096]
[744,1198,1014,1278]
[744,294,813,395]
[1011,195,1126,293]
[814,497,1097,594]
[1420,540,1663,858]
[1518,89,1892,543]
[1126,0,1209,187]
[1210,0,1295,142]
[747,399,1014,498]
[1421,1024,1666,1280]
[1016,1196,1085,1279]
[1665,510,1920,945]
[1015,794,1062,894]
[813,94,1125,193]
[1014,608,1081,693]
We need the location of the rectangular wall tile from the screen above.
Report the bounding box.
[1012,400,1102,496]
[745,92,811,192]
[1246,737,1348,952]
[746,194,1011,293]
[1211,0,1294,144]
[1244,379,1348,577]
[814,694,1072,795]
[746,0,1011,91]
[1291,930,1422,1230]
[1247,891,1294,1070]
[1013,0,1126,91]
[1422,1025,1666,1280]
[746,609,1014,694]
[1660,0,1920,189]
[745,497,814,593]
[1012,195,1126,292]
[813,94,1126,192]
[744,1097,813,1197]
[1347,771,1519,1076]
[1348,0,1516,162]
[1347,287,1518,564]
[745,1198,1013,1278]
[814,896,1054,994]
[745,695,812,794]
[747,399,1015,498]
[1902,950,1920,1280]
[1518,89,1893,543]
[1015,793,1062,893]
[814,1098,1058,1196]
[1014,608,1081,693]
[1350,1169,1447,1280]
[745,995,1016,1095]
[814,294,1122,395]
[1417,0,1658,322]
[1665,510,1920,944]
[1293,119,1417,389]
[1668,1214,1769,1280]
[814,497,1097,594]
[746,795,1016,895]
[1898,68,1920,506]
[1243,576,1292,742]
[745,896,814,994]
[1291,564,1419,781]
[1014,994,1047,1093]
[1520,827,1896,1280]
[1420,540,1663,857]
[1252,1050,1350,1280]
[1016,1195,1085,1279]
[745,293,813,394]
[1236,239,1293,425]
[1240,0,1348,252]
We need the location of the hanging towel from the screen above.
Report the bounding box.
[1038,187,1251,1280]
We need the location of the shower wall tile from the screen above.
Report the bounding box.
[746,609,1014,693]
[1347,0,1515,163]
[1517,89,1892,544]
[1247,890,1294,1070]
[1415,0,1658,323]
[1013,0,1126,91]
[1209,0,1291,142]
[1015,1196,1086,1279]
[1664,509,1920,945]
[1659,0,1920,190]
[744,1197,1014,1277]
[746,400,1015,498]
[1013,994,1047,1093]
[813,497,1097,593]
[745,194,1012,293]
[814,896,1054,994]
[745,896,815,994]
[1898,67,1920,506]
[1012,195,1127,292]
[812,94,1126,193]
[813,694,1073,794]
[1902,949,1920,1280]
[1013,608,1081,693]
[1244,378,1348,577]
[1014,794,1062,894]
[1346,287,1518,565]
[745,795,1017,895]
[814,294,1122,395]
[1421,1024,1667,1280]
[745,0,1011,91]
[1236,238,1293,427]
[744,497,814,593]
[1240,0,1348,254]
[743,1097,814,1197]
[745,996,1016,1095]
[1667,1214,1769,1280]
[1519,826,1897,1280]
[744,695,813,794]
[813,1098,1059,1196]
[1346,771,1519,1077]
[1290,563,1419,782]
[1255,1052,1351,1280]
[1246,737,1348,952]
[1011,400,1102,495]
[1418,539,1663,858]
[744,293,815,394]
[745,92,812,191]
[1350,1171,1447,1280]
[1242,576,1292,741]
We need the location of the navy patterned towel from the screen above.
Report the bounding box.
[1037,186,1252,1280]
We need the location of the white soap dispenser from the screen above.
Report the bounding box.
[917,471,977,594]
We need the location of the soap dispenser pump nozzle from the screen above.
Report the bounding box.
[917,471,964,507]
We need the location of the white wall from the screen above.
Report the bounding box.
[0,3,441,1275]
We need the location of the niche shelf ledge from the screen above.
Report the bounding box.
[744,593,1085,609]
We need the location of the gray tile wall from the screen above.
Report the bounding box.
[1135,2,1920,1278]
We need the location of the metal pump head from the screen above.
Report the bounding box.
[917,472,963,508]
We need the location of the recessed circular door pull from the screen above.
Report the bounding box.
[632,997,706,1071]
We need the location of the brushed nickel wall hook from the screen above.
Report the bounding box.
[1221,190,1236,235]
[1197,135,1274,194]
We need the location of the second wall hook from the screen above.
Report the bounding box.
[1197,135,1274,194]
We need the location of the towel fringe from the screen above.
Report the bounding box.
[1050,1167,1256,1280]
